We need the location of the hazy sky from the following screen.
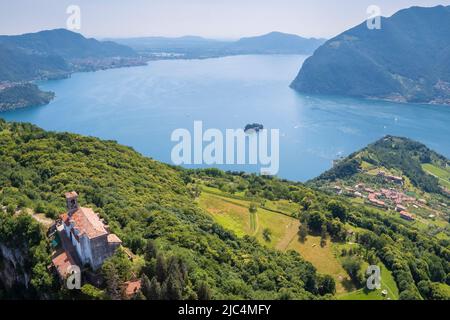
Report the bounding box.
[1,0,449,39]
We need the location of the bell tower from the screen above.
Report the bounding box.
[65,191,79,215]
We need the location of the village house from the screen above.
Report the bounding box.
[400,211,415,221]
[54,192,122,273]
[334,187,343,195]
[367,193,387,208]
[378,171,404,185]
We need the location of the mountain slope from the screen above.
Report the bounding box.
[0,83,54,111]
[0,44,69,82]
[291,5,450,105]
[310,136,449,195]
[0,29,136,60]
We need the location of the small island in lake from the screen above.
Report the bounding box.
[244,123,264,133]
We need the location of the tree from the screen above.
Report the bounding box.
[140,274,152,299]
[399,289,421,300]
[147,277,162,300]
[317,275,336,295]
[262,228,272,242]
[197,282,212,300]
[162,274,183,300]
[80,284,107,300]
[327,200,347,222]
[307,211,326,233]
[320,224,327,247]
[144,240,158,261]
[298,224,308,243]
[102,263,123,300]
[155,254,168,283]
[342,256,363,286]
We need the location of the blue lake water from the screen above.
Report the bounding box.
[1,55,450,181]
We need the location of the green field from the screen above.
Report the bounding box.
[197,186,402,298]
[338,262,399,300]
[422,163,450,189]
[198,187,357,295]
[287,234,353,294]
[197,190,298,249]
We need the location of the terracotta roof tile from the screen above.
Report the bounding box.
[65,191,78,198]
[124,280,141,297]
[61,207,108,239]
[107,234,122,244]
[52,250,77,279]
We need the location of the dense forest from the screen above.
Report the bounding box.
[0,120,448,300]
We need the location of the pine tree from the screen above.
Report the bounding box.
[162,274,183,300]
[197,282,212,300]
[103,264,123,300]
[155,254,168,283]
[145,240,158,260]
[148,277,162,300]
[140,274,152,299]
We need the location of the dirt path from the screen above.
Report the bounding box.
[275,219,300,251]
[250,212,259,236]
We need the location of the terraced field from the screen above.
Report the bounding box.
[197,187,356,295]
[422,163,450,189]
[197,190,297,249]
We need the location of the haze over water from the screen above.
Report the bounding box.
[2,55,450,181]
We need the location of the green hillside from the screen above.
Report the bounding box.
[0,120,325,300]
[0,121,449,300]
[0,83,55,111]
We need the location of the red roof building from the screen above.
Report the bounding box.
[58,191,122,270]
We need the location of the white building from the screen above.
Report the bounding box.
[60,191,122,270]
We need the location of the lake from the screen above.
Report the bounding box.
[1,55,450,181]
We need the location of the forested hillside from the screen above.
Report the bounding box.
[0,121,448,300]
[291,5,450,105]
[0,120,326,300]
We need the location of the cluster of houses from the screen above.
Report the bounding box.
[333,182,422,221]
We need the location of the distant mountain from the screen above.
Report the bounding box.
[112,35,226,52]
[227,32,325,54]
[112,32,325,56]
[0,29,136,60]
[291,5,450,105]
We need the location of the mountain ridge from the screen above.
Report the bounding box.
[111,31,326,56]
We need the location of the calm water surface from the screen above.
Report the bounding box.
[2,55,450,181]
